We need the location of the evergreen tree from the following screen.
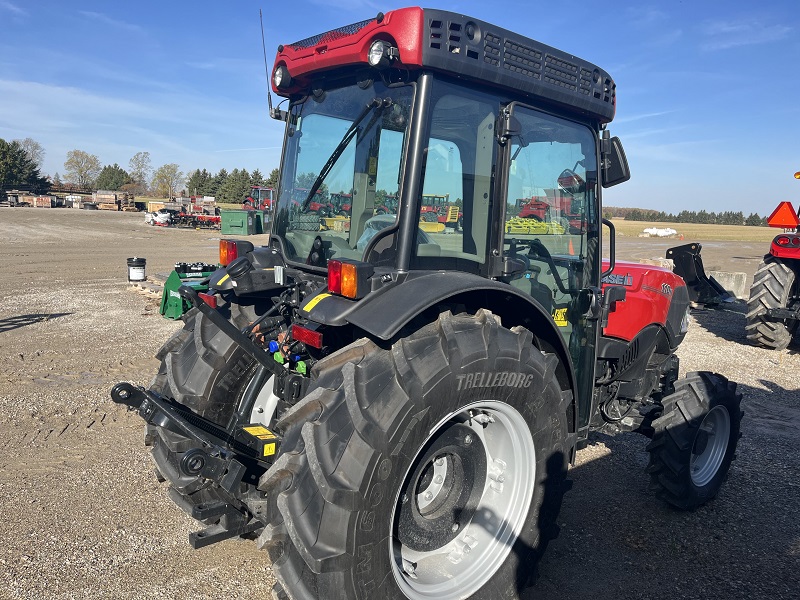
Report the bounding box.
[0,138,49,192]
[95,163,132,191]
[745,213,763,226]
[266,168,279,189]
[186,168,213,197]
[218,168,252,203]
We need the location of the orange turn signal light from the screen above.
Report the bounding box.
[327,259,374,299]
[219,239,254,266]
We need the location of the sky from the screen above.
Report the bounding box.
[1,0,798,213]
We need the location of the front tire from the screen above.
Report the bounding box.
[258,310,571,599]
[746,255,799,350]
[646,372,742,510]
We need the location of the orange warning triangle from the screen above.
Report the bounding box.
[767,202,800,229]
[568,239,575,255]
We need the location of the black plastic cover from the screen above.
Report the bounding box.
[421,9,616,123]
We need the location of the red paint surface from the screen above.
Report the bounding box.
[600,260,686,342]
[273,7,425,95]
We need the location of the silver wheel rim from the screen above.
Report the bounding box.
[389,401,535,599]
[690,405,731,487]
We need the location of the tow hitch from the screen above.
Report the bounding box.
[110,382,281,547]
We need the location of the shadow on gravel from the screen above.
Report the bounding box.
[690,302,800,354]
[0,312,72,333]
[524,408,800,600]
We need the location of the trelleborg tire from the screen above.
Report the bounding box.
[645,372,743,510]
[745,255,798,350]
[257,310,571,600]
[150,305,261,425]
[147,303,266,527]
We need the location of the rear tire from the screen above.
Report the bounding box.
[150,305,260,425]
[147,304,268,528]
[646,372,742,510]
[257,310,571,600]
[746,255,798,350]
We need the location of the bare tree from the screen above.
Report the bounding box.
[64,149,102,189]
[14,137,45,169]
[151,163,184,199]
[128,151,152,194]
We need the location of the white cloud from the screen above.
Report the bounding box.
[0,1,26,16]
[701,19,791,51]
[79,11,144,34]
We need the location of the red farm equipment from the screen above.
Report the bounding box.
[113,8,743,599]
[745,172,800,349]
[420,193,462,229]
[244,186,275,211]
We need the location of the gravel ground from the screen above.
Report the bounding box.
[0,208,797,599]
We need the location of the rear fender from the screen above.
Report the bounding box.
[301,271,578,433]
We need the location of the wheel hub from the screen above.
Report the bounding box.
[396,423,486,552]
[690,405,731,487]
[390,401,536,600]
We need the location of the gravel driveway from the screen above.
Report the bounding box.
[0,209,797,599]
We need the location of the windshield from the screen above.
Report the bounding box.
[272,80,413,267]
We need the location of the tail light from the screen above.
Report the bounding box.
[327,259,374,299]
[776,236,800,247]
[219,239,254,266]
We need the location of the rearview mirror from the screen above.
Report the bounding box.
[601,134,630,188]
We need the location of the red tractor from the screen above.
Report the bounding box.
[420,193,463,229]
[516,167,586,233]
[745,172,800,349]
[113,9,742,600]
[244,185,275,211]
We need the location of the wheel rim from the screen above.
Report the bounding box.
[389,401,535,599]
[690,405,731,487]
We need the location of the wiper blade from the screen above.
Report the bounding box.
[300,97,390,212]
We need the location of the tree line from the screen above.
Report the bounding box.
[603,206,768,227]
[0,137,279,203]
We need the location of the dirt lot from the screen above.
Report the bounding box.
[0,208,797,599]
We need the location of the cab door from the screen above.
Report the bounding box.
[500,104,601,430]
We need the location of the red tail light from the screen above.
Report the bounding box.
[327,259,374,299]
[777,236,791,246]
[219,239,254,266]
[328,260,343,294]
[220,240,238,266]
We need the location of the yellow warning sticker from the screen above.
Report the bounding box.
[217,273,230,284]
[304,293,331,312]
[369,157,378,176]
[243,425,277,440]
[263,443,276,457]
[553,308,568,327]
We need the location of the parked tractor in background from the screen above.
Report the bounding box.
[112,8,742,600]
[420,193,463,229]
[244,186,275,211]
[516,167,586,233]
[746,171,800,349]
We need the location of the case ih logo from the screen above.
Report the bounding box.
[602,273,633,286]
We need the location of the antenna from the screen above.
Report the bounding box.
[260,9,285,121]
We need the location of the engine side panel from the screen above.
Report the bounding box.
[600,261,688,344]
